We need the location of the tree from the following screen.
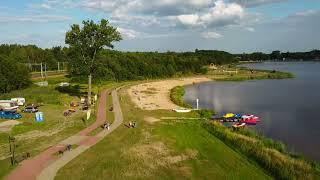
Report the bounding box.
[65,19,122,105]
[0,55,31,93]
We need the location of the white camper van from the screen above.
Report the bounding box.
[11,98,26,106]
[0,100,19,110]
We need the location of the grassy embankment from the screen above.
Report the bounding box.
[56,86,271,179]
[170,86,192,108]
[205,122,320,179]
[170,67,320,179]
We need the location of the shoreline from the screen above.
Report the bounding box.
[166,69,320,179]
[127,77,211,110]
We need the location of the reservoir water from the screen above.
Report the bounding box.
[184,62,320,161]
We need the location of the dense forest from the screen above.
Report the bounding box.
[68,49,236,82]
[238,50,320,61]
[0,43,319,93]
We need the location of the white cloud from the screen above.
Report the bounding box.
[295,10,317,17]
[201,31,223,39]
[230,0,286,7]
[117,27,140,39]
[0,15,71,23]
[245,27,255,32]
[176,0,245,28]
[177,14,200,26]
[29,0,78,10]
[82,0,213,16]
[30,3,54,10]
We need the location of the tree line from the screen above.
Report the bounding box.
[68,49,236,82]
[0,43,237,93]
[237,50,320,61]
[0,44,68,71]
[1,43,320,94]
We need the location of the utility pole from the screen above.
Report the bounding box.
[58,62,60,72]
[44,63,47,79]
[40,62,43,79]
[88,74,92,107]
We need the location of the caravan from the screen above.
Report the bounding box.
[11,97,26,106]
[0,100,19,111]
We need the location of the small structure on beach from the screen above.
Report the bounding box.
[209,63,218,70]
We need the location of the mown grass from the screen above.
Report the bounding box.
[56,86,270,179]
[205,122,320,180]
[170,86,192,108]
[0,76,102,179]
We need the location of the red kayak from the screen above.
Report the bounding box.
[241,115,260,125]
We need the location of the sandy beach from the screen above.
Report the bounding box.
[127,77,211,110]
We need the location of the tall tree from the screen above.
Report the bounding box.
[65,19,122,105]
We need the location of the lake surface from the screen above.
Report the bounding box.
[184,62,320,161]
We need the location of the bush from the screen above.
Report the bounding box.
[55,84,81,97]
[170,86,192,108]
[198,109,215,119]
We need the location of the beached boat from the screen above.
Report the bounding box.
[223,113,235,118]
[173,108,192,113]
[241,115,260,125]
[232,122,246,129]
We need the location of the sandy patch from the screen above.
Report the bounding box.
[0,120,22,132]
[15,125,65,140]
[0,120,21,128]
[144,116,161,124]
[127,141,198,169]
[128,77,211,110]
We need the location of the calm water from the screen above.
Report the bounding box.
[184,62,320,161]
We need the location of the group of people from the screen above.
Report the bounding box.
[128,121,137,128]
[103,122,110,130]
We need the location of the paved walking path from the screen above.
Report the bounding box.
[7,88,124,180]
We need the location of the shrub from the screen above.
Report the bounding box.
[197,109,215,119]
[170,86,192,108]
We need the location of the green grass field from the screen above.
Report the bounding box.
[55,87,270,179]
[0,66,299,179]
[0,76,98,179]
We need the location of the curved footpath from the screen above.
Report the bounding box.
[6,89,124,180]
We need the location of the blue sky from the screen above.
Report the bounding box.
[0,0,320,53]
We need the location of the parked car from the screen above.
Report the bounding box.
[24,106,39,113]
[0,111,22,119]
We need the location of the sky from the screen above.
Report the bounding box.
[0,0,320,53]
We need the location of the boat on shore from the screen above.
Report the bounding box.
[173,108,192,113]
[223,113,235,118]
[212,113,261,125]
[241,115,260,125]
[232,122,246,129]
